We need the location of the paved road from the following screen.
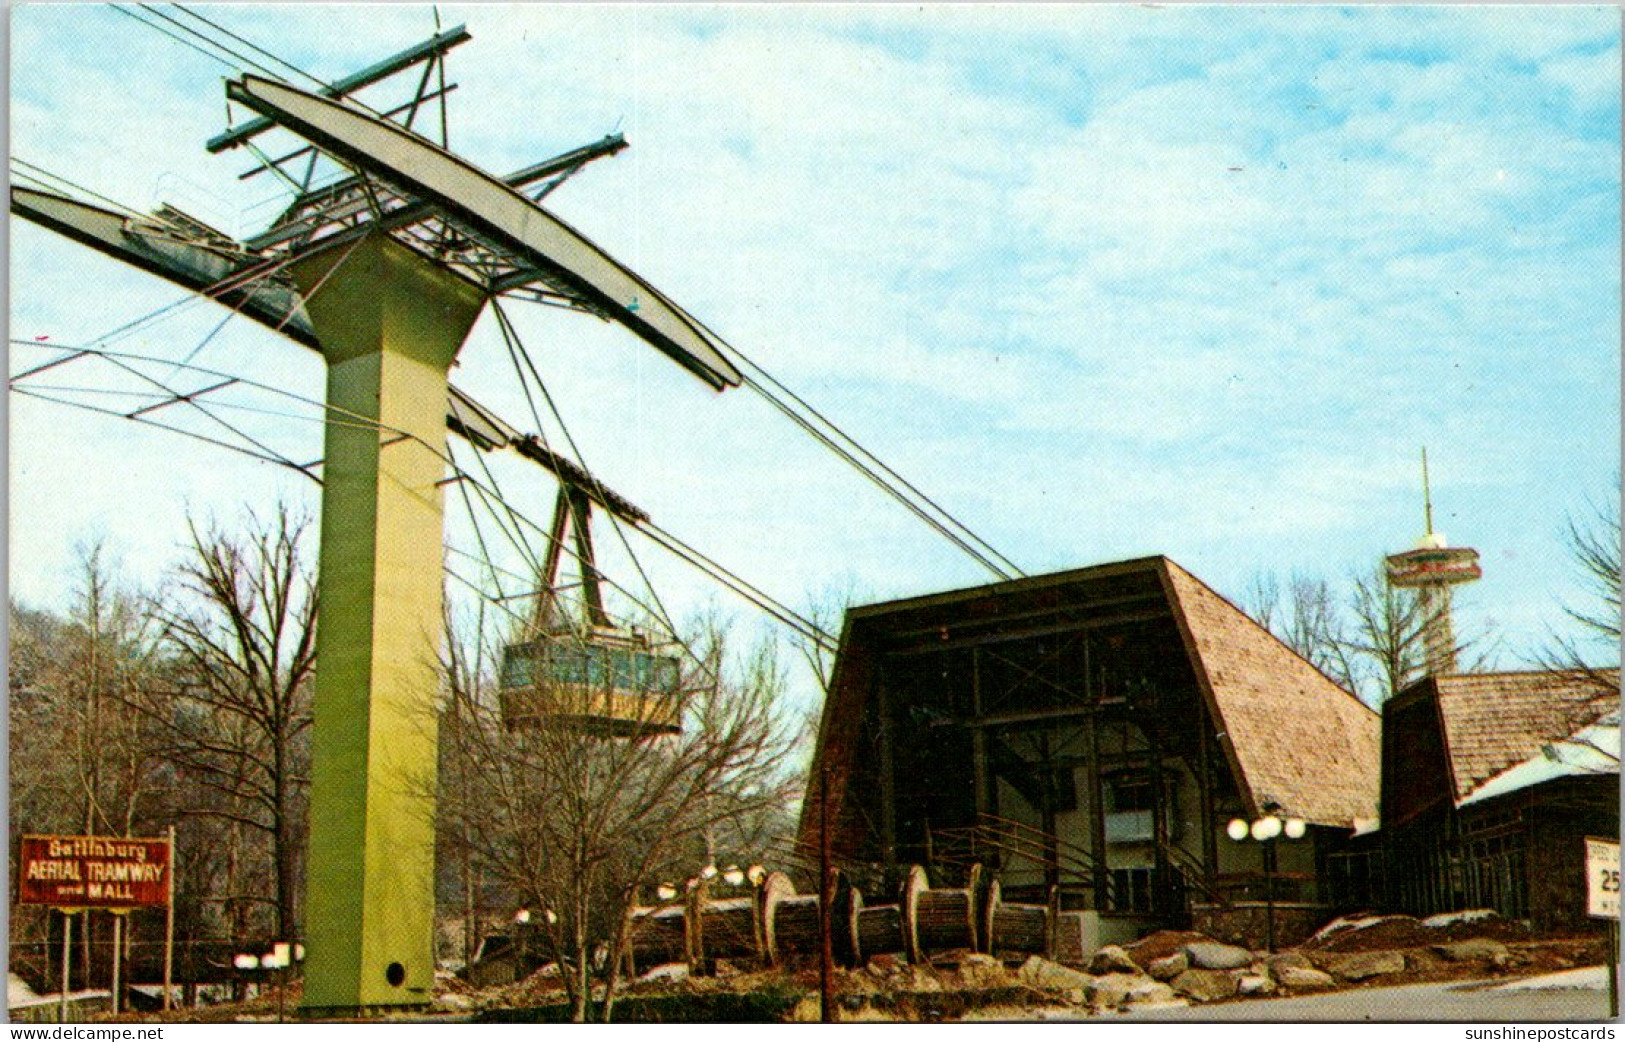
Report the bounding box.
[1100,977,1613,1023]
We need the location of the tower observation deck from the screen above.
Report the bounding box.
[1385,450,1481,676]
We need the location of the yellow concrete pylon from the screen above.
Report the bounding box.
[289,233,485,1013]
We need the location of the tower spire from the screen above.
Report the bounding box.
[1422,446,1434,535]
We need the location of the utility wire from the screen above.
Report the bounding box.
[491,300,686,645]
[108,4,246,74]
[730,347,1025,579]
[135,3,286,80]
[170,4,332,91]
[12,337,836,651]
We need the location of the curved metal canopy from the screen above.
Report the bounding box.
[226,74,743,390]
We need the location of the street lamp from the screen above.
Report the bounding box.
[1226,806,1307,952]
[234,942,301,1023]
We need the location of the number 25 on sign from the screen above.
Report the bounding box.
[1586,836,1619,920]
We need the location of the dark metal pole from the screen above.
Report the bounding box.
[1610,920,1619,1019]
[819,765,834,1024]
[1264,838,1277,954]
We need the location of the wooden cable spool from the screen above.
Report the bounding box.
[912,863,982,957]
[760,870,860,967]
[758,871,801,966]
[899,864,930,963]
[855,903,905,965]
[625,902,688,973]
[697,893,760,963]
[983,879,1055,958]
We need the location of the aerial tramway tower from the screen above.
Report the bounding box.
[13,27,740,1013]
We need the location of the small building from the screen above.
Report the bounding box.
[1380,670,1619,928]
[800,556,1380,949]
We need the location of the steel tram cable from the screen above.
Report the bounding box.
[729,349,1025,579]
[490,299,688,647]
[170,5,334,92]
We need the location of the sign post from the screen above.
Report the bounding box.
[163,825,176,1012]
[59,910,75,1023]
[18,834,174,1021]
[1585,836,1618,1017]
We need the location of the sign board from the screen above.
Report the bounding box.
[16,834,171,910]
[1586,836,1619,920]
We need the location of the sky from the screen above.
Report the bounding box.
[8,5,1621,706]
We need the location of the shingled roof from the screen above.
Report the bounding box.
[804,556,1381,848]
[1160,560,1381,827]
[1421,671,1619,803]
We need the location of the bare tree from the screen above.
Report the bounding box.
[1244,569,1357,692]
[136,504,318,942]
[9,547,169,988]
[1340,563,1433,706]
[1540,486,1620,695]
[437,617,796,1022]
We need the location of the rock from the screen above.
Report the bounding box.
[1017,956,1096,993]
[1147,951,1189,981]
[1089,944,1142,975]
[639,962,688,981]
[1123,979,1179,1007]
[1170,968,1239,1002]
[1266,952,1312,975]
[866,953,904,975]
[901,965,945,992]
[1433,939,1511,966]
[1087,972,1154,1011]
[1277,966,1336,991]
[958,953,1012,989]
[1183,941,1253,971]
[1327,951,1405,981]
[1236,974,1274,997]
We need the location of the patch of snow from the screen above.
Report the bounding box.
[1489,966,1609,991]
[1459,717,1619,808]
[1308,914,1405,942]
[8,973,41,1006]
[1421,909,1498,928]
[639,962,689,982]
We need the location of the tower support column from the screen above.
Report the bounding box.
[291,234,485,1014]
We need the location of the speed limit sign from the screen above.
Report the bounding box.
[1586,836,1619,920]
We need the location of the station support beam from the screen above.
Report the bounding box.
[290,233,485,1013]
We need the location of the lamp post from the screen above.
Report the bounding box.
[234,942,302,1022]
[1226,808,1307,952]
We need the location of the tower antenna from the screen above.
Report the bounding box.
[1422,446,1434,535]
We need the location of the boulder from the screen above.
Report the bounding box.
[958,953,1012,989]
[1266,952,1313,975]
[1236,974,1274,997]
[1123,979,1179,1007]
[1089,945,1141,975]
[866,953,905,976]
[1087,972,1155,1011]
[1147,951,1189,981]
[1277,965,1336,991]
[1183,941,1253,970]
[1326,951,1405,982]
[1433,939,1511,966]
[1170,968,1239,1002]
[1017,956,1095,993]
